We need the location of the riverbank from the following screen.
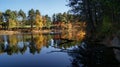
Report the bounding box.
[0,28,81,35]
[0,29,73,35]
[0,30,20,35]
[0,30,52,35]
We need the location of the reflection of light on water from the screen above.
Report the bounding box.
[17,42,24,48]
[3,35,8,49]
[4,41,8,49]
[17,42,29,49]
[80,42,87,50]
[50,39,54,46]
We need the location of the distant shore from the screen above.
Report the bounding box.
[0,30,50,35]
[0,29,77,35]
[0,30,20,35]
[0,30,63,35]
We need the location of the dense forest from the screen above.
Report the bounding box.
[68,0,120,42]
[0,9,82,31]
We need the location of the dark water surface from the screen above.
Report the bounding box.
[0,32,120,67]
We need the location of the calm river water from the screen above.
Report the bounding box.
[0,32,120,67]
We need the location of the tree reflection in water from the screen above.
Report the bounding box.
[68,42,120,67]
[0,34,46,55]
[0,33,119,67]
[0,32,81,55]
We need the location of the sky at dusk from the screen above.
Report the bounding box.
[0,0,70,16]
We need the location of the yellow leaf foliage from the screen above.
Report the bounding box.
[35,14,43,30]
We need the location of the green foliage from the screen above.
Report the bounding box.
[56,13,63,22]
[36,10,41,15]
[52,12,74,23]
[52,14,56,22]
[62,12,67,22]
[0,9,52,30]
[68,0,120,39]
[3,10,18,29]
[28,9,35,30]
[18,9,26,22]
[9,19,17,28]
[44,15,51,28]
[0,11,3,22]
[101,16,112,35]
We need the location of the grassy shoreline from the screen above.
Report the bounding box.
[0,30,20,35]
[0,29,65,35]
[0,29,79,35]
